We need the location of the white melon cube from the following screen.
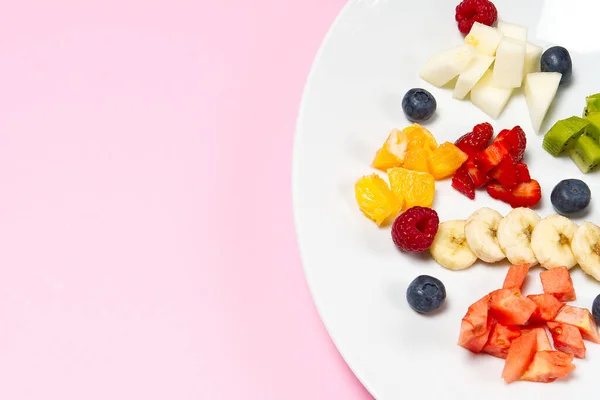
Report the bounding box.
[524,72,562,133]
[453,55,495,99]
[497,21,528,41]
[492,38,526,89]
[471,70,513,119]
[419,44,477,87]
[524,43,543,76]
[464,22,503,56]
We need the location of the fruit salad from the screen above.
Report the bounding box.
[350,0,600,385]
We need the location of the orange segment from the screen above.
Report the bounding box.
[428,142,469,180]
[355,174,402,226]
[404,123,438,151]
[372,129,408,171]
[403,147,431,173]
[387,167,435,210]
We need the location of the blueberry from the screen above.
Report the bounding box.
[593,294,600,326]
[550,179,591,216]
[541,46,572,85]
[406,275,446,314]
[402,88,436,122]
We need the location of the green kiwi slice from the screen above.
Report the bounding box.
[543,116,590,157]
[568,134,600,173]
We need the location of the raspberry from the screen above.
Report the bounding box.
[455,122,494,154]
[455,0,498,35]
[391,207,439,252]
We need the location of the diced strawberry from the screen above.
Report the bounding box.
[486,181,513,204]
[509,180,541,208]
[452,165,475,199]
[515,163,531,183]
[455,122,493,151]
[490,155,519,189]
[497,126,527,162]
[527,294,565,322]
[455,142,479,159]
[475,139,512,173]
[465,159,490,188]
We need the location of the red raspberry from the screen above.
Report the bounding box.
[455,122,494,154]
[455,0,498,35]
[391,207,440,252]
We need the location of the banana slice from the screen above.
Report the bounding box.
[531,214,578,269]
[430,220,478,271]
[496,208,541,266]
[572,222,600,281]
[465,207,505,263]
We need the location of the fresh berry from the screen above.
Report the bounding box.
[541,46,572,85]
[476,139,512,173]
[406,275,446,314]
[515,163,531,183]
[490,155,519,189]
[455,0,498,35]
[465,159,490,188]
[487,181,513,203]
[391,206,439,252]
[593,294,600,326]
[456,142,480,159]
[455,122,494,153]
[497,126,527,162]
[510,180,542,208]
[550,179,591,216]
[402,88,437,122]
[452,165,475,199]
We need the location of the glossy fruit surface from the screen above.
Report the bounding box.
[406,275,446,313]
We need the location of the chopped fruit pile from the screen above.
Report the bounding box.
[356,124,470,226]
[543,93,600,173]
[451,123,541,208]
[422,1,570,132]
[458,265,599,383]
[429,206,600,282]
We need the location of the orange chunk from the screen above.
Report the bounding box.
[540,266,576,302]
[490,288,537,326]
[547,321,586,359]
[404,123,437,151]
[427,142,469,180]
[387,167,435,210]
[503,263,530,290]
[502,330,538,384]
[403,147,431,173]
[521,351,575,383]
[458,294,493,353]
[482,322,521,359]
[372,129,408,171]
[554,305,600,344]
[355,174,401,226]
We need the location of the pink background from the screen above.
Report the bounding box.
[0,0,371,399]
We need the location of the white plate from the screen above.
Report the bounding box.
[293,0,600,398]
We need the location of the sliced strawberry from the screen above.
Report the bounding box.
[510,180,542,208]
[465,159,491,188]
[497,126,527,162]
[490,155,518,189]
[452,165,475,199]
[487,181,513,204]
[455,142,479,159]
[455,122,494,151]
[476,140,512,173]
[515,163,531,183]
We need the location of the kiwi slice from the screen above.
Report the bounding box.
[542,116,590,156]
[568,134,600,173]
[584,93,600,117]
[585,112,600,142]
